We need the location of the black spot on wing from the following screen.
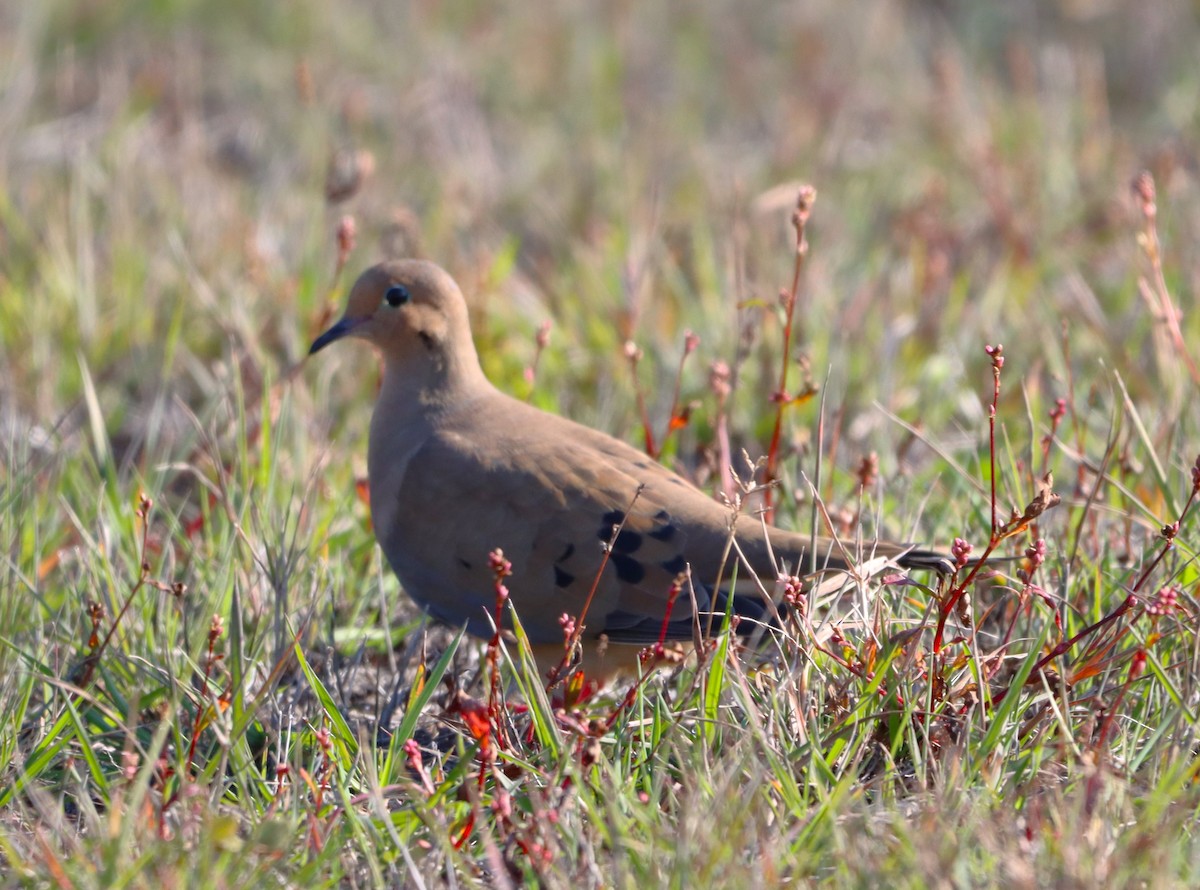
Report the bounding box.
[600,509,625,527]
[661,554,687,575]
[458,558,472,570]
[597,510,643,554]
[610,553,645,585]
[612,529,642,553]
[557,542,575,563]
[648,510,677,542]
[554,565,575,588]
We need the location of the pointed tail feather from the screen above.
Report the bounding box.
[894,547,955,574]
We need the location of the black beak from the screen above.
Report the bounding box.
[309,318,360,355]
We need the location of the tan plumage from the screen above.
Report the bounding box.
[310,260,950,681]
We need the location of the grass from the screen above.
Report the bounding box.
[3,0,1200,886]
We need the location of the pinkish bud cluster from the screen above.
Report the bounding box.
[403,738,423,770]
[1025,538,1046,567]
[403,738,436,795]
[778,574,805,607]
[683,330,700,355]
[985,343,1004,370]
[488,548,512,576]
[558,612,577,638]
[792,184,817,232]
[1041,398,1067,455]
[536,320,552,349]
[951,537,973,568]
[489,548,512,602]
[315,725,332,753]
[1192,454,1200,493]
[1145,586,1180,617]
[1018,538,1047,583]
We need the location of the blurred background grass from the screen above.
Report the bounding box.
[4,0,1197,439]
[5,0,1197,574]
[2,0,1199,885]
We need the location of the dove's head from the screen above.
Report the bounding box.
[310,260,486,395]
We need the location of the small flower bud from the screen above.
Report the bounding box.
[985,343,1005,370]
[951,537,973,568]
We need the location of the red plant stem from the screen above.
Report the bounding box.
[1040,398,1066,478]
[78,494,165,692]
[932,539,1000,654]
[549,486,646,686]
[486,550,512,752]
[1093,650,1144,751]
[987,350,1002,537]
[986,455,1198,709]
[653,575,684,651]
[763,295,798,522]
[182,618,223,779]
[625,344,658,458]
[574,485,642,642]
[1128,479,1196,593]
[660,332,698,454]
[594,575,687,734]
[602,648,666,733]
[933,345,1005,653]
[764,186,815,524]
[989,594,1139,711]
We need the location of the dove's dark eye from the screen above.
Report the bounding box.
[384,285,411,307]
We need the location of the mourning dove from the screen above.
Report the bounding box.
[310,260,951,681]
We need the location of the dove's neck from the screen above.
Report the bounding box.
[374,340,493,431]
[367,346,493,535]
